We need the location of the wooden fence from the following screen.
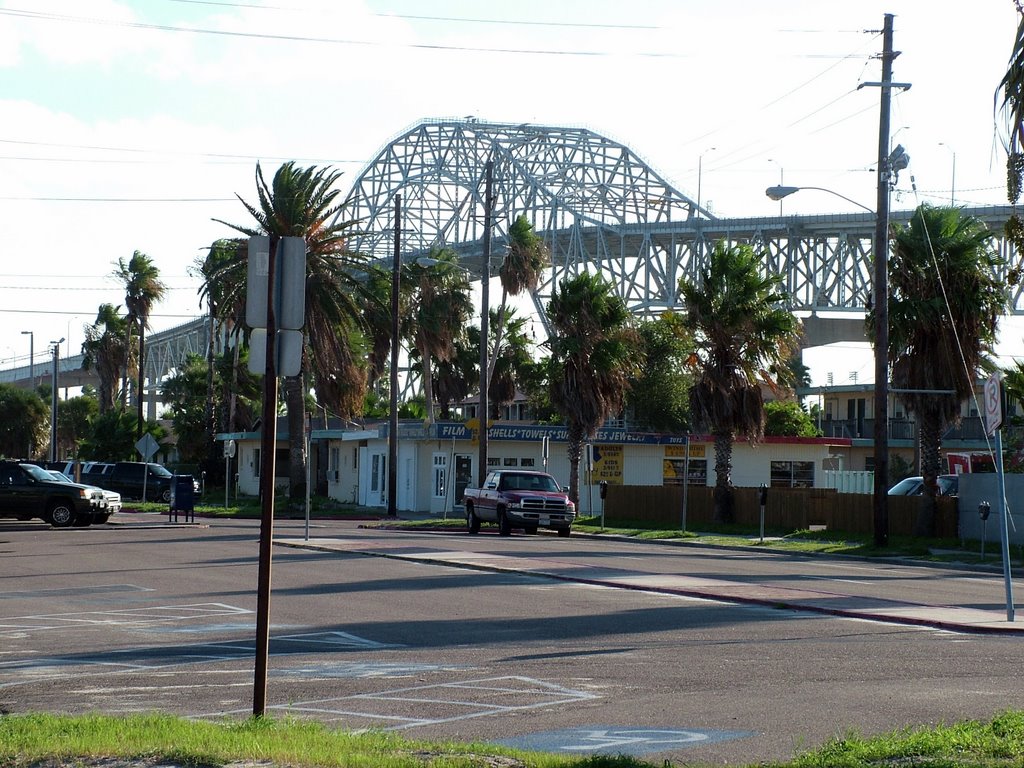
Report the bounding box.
[602,485,958,539]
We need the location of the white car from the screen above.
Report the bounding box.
[46,470,123,521]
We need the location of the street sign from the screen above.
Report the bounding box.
[248,328,303,377]
[245,236,307,331]
[136,433,159,461]
[984,372,1003,436]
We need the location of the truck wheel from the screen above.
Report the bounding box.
[48,502,75,528]
[557,527,571,538]
[159,488,172,503]
[466,505,480,534]
[498,509,512,537]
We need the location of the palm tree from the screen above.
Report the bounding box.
[490,215,549,385]
[214,161,371,500]
[546,272,640,507]
[871,205,1007,536]
[402,248,473,423]
[679,242,800,524]
[81,303,132,415]
[114,251,167,438]
[998,11,1024,280]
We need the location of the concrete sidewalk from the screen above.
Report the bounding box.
[276,533,1023,636]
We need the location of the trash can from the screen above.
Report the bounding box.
[169,474,195,523]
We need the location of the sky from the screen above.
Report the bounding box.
[0,0,1020,390]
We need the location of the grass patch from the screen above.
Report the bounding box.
[3,711,1024,767]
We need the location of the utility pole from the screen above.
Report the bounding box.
[867,13,906,548]
[478,161,494,486]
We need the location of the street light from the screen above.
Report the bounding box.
[939,142,956,205]
[764,147,911,550]
[21,330,33,389]
[49,337,64,462]
[766,185,875,214]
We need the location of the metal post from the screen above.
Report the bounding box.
[872,13,896,548]
[994,429,1015,621]
[388,196,400,516]
[681,439,690,532]
[478,161,493,486]
[253,234,280,717]
[49,341,59,462]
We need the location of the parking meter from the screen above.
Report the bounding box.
[979,501,992,559]
[599,480,608,499]
[979,501,991,521]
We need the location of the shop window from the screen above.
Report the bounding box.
[432,454,447,498]
[770,460,815,488]
[503,457,518,466]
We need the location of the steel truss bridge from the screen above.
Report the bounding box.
[1,118,1019,399]
[348,118,1020,342]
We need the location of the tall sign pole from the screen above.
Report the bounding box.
[984,372,1015,622]
[253,234,280,717]
[478,160,494,486]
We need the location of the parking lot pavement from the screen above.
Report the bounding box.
[275,534,1024,636]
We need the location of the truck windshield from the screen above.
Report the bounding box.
[20,464,54,482]
[149,464,174,478]
[502,474,559,492]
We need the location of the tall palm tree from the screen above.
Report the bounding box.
[547,272,640,507]
[114,251,167,438]
[81,303,132,415]
[214,161,371,500]
[490,215,549,385]
[679,242,800,523]
[871,205,1007,536]
[402,248,473,423]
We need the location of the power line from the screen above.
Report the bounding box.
[167,0,665,30]
[0,7,859,60]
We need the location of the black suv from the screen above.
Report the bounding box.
[0,461,111,527]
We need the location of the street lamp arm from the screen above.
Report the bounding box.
[765,185,874,214]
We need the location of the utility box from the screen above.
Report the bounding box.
[169,474,196,523]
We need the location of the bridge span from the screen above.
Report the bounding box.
[0,119,1018,404]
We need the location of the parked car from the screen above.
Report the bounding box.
[81,461,179,503]
[463,469,575,537]
[0,461,111,527]
[888,475,959,497]
[45,470,122,522]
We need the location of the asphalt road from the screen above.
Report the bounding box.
[1,514,1022,766]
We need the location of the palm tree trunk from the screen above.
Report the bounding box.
[565,429,583,508]
[422,349,436,424]
[285,373,307,502]
[713,431,735,524]
[913,413,942,537]
[135,322,145,439]
[121,325,133,412]
[486,287,510,387]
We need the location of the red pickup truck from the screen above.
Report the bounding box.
[462,469,575,537]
